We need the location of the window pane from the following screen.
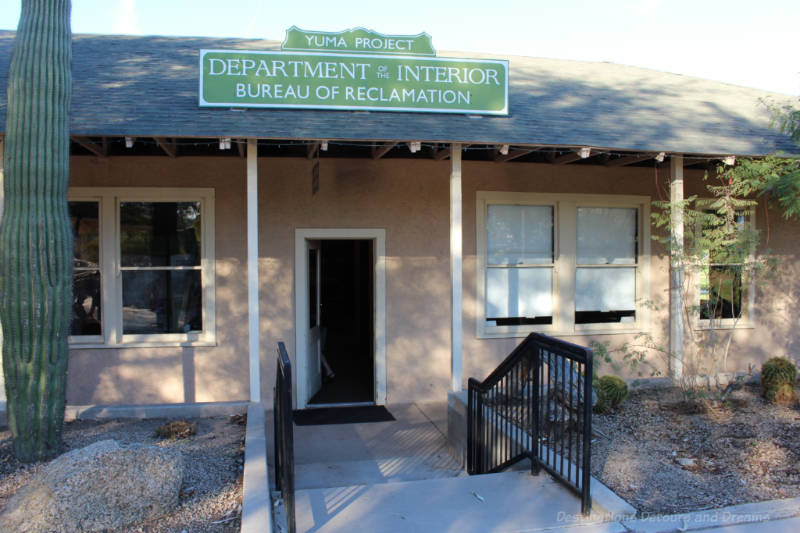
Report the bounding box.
[120,202,201,267]
[122,270,202,334]
[70,201,99,266]
[486,267,553,323]
[575,267,636,323]
[487,205,553,265]
[700,265,744,319]
[577,208,636,265]
[72,270,101,335]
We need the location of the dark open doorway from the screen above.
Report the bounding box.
[309,239,374,405]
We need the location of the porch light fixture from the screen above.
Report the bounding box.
[499,144,510,155]
[723,155,736,166]
[321,140,329,151]
[578,147,591,159]
[655,152,666,163]
[408,141,421,153]
[219,138,231,150]
[124,136,134,148]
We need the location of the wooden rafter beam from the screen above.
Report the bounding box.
[551,149,589,165]
[307,142,320,160]
[154,137,177,158]
[236,139,246,158]
[433,145,451,160]
[71,136,106,157]
[606,153,656,167]
[371,142,396,160]
[494,148,535,162]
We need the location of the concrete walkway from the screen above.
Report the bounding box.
[267,402,800,532]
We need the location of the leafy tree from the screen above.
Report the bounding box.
[0,0,72,461]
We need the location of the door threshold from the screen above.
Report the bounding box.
[305,401,376,409]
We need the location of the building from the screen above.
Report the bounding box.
[0,30,797,412]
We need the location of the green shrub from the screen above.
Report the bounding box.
[761,357,798,404]
[593,375,629,414]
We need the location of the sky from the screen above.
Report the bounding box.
[0,0,797,96]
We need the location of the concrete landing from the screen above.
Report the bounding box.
[294,470,621,533]
[268,402,465,490]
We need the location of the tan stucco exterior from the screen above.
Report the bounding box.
[64,155,800,406]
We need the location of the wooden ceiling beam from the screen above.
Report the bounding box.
[372,142,397,160]
[494,148,535,162]
[433,145,451,160]
[71,136,106,157]
[606,153,656,166]
[236,139,246,158]
[154,137,177,158]
[306,142,320,159]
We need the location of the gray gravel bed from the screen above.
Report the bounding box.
[0,416,244,532]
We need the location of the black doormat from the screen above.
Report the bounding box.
[293,405,395,426]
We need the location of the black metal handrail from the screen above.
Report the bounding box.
[467,332,593,514]
[274,342,296,533]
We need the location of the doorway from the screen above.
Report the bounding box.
[311,240,373,404]
[295,229,387,409]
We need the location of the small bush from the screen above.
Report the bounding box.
[155,420,197,439]
[593,375,629,414]
[761,357,798,404]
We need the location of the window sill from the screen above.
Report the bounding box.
[693,322,754,331]
[477,327,646,339]
[69,340,218,349]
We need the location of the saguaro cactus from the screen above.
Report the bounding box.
[0,0,72,462]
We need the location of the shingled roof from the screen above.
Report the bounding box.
[0,30,795,156]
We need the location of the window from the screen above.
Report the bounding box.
[477,192,650,338]
[695,209,754,328]
[68,188,215,346]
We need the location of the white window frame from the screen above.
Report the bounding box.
[476,191,650,338]
[68,187,216,348]
[692,205,756,331]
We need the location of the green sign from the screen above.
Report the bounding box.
[198,50,509,115]
[282,26,435,56]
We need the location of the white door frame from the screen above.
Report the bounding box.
[294,228,387,409]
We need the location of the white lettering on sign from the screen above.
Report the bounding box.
[342,86,471,105]
[209,57,371,80]
[396,65,500,85]
[353,37,414,51]
[305,34,348,48]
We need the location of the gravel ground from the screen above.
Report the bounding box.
[591,383,800,515]
[0,415,245,532]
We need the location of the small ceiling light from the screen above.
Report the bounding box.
[655,152,666,163]
[321,141,329,151]
[219,138,231,150]
[723,155,736,166]
[124,136,134,148]
[499,144,510,156]
[578,147,591,159]
[408,141,421,153]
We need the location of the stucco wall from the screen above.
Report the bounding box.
[64,154,800,406]
[67,156,250,405]
[256,157,452,406]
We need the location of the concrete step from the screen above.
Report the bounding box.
[295,453,466,490]
[293,470,626,533]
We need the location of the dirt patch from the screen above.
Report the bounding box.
[0,416,244,532]
[591,383,800,515]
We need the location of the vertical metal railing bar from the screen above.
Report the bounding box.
[531,348,540,474]
[467,381,474,474]
[559,354,565,477]
[568,359,573,485]
[505,369,510,465]
[582,351,593,514]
